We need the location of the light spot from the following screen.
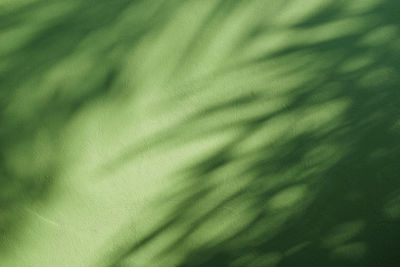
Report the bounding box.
[234,252,282,267]
[285,241,311,256]
[359,25,399,47]
[331,242,367,260]
[322,220,365,248]
[268,185,307,210]
[383,193,400,219]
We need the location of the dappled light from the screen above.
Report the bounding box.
[1,0,399,266]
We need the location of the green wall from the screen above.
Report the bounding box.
[1,0,400,266]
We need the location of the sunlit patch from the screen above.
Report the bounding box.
[234,252,282,267]
[368,148,389,161]
[267,185,307,210]
[297,17,367,45]
[330,242,367,260]
[322,220,365,248]
[357,67,397,88]
[359,25,399,47]
[285,241,311,256]
[295,98,350,133]
[232,111,296,155]
[171,189,257,247]
[391,120,400,133]
[0,24,41,55]
[276,0,328,26]
[303,144,345,173]
[383,193,400,219]
[345,0,382,13]
[339,54,373,73]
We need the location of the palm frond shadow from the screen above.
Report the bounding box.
[0,0,176,254]
[107,0,400,266]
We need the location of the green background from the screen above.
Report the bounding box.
[1,0,400,266]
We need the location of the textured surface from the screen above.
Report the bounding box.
[1,0,400,266]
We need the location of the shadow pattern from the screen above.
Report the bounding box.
[0,0,175,254]
[1,0,399,266]
[106,0,400,266]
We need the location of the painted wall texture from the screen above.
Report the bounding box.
[1,0,400,266]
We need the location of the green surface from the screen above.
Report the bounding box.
[1,0,400,266]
